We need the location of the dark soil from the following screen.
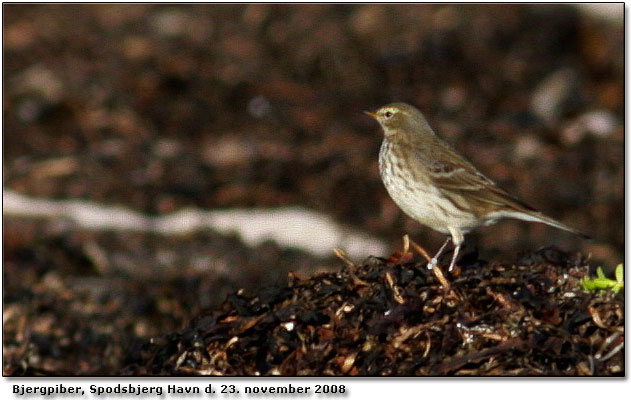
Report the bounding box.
[120,247,623,376]
[3,4,623,376]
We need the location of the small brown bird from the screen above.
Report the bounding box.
[366,102,590,272]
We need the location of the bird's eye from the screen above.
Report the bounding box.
[384,111,393,118]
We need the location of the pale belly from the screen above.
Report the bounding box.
[378,140,479,234]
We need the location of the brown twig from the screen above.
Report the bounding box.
[408,236,432,263]
[334,248,369,287]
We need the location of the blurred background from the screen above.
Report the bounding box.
[2,4,623,374]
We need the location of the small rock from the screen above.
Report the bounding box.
[562,110,617,145]
[513,135,544,161]
[440,86,467,111]
[530,68,576,125]
[13,65,64,103]
[150,9,190,38]
[247,96,271,119]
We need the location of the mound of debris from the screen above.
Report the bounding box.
[122,247,623,376]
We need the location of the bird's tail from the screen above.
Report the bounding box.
[514,210,592,240]
[484,185,592,240]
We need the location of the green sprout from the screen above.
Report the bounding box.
[581,264,624,294]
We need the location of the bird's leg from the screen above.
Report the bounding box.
[446,228,464,272]
[448,244,460,272]
[427,237,451,270]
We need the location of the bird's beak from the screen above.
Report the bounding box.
[364,110,378,119]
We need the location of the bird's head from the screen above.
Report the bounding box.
[364,103,434,139]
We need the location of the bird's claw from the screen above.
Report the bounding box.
[427,257,439,270]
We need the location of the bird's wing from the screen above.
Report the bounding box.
[413,146,538,212]
[412,143,590,238]
[413,145,495,190]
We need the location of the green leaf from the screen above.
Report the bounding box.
[581,264,624,293]
[614,264,623,284]
[612,264,624,294]
[596,267,606,279]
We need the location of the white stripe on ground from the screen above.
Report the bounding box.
[3,189,387,260]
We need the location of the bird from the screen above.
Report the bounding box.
[365,102,590,272]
